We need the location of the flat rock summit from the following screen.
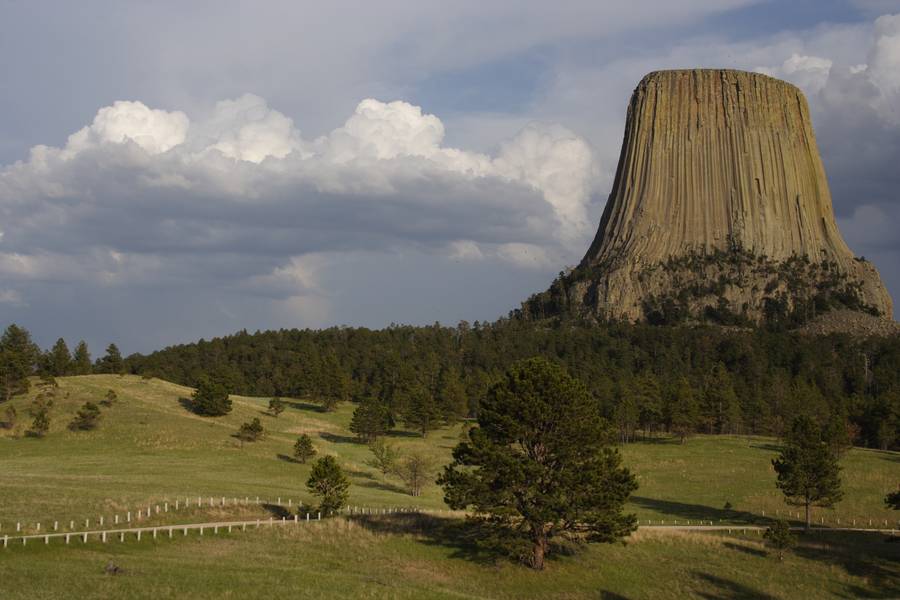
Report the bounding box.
[523,69,893,328]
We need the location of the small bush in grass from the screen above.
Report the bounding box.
[268,397,286,417]
[100,389,117,407]
[69,402,101,431]
[764,520,797,561]
[236,418,265,448]
[29,407,50,437]
[2,405,16,429]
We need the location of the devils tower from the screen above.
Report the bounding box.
[522,69,893,327]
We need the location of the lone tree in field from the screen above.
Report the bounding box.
[395,453,433,497]
[268,397,286,417]
[69,401,102,431]
[763,519,797,561]
[439,357,638,570]
[306,455,349,515]
[293,434,317,463]
[365,438,400,477]
[349,399,393,442]
[236,417,265,447]
[772,416,843,530]
[191,377,232,416]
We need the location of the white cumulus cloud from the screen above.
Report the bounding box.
[64,101,189,156]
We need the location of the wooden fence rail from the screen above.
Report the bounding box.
[2,510,896,550]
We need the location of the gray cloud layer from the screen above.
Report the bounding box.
[1,2,899,352]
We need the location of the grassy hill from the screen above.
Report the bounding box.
[1,375,898,528]
[1,375,899,598]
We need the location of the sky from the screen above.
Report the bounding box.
[2,1,900,355]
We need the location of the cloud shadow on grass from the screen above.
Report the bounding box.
[319,431,359,445]
[793,531,900,597]
[690,571,777,599]
[629,496,763,524]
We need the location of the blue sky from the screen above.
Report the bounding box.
[1,0,899,354]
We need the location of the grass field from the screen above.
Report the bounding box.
[1,515,898,599]
[1,375,897,530]
[1,375,900,598]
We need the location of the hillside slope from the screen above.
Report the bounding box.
[1,375,897,530]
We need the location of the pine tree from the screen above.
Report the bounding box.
[236,417,265,447]
[190,377,232,416]
[0,324,37,402]
[668,377,699,443]
[632,372,663,438]
[436,365,468,420]
[97,343,124,374]
[349,399,392,442]
[403,384,442,437]
[293,434,317,463]
[763,519,797,560]
[773,416,843,530]
[613,390,639,443]
[69,402,102,431]
[268,397,286,417]
[885,488,900,510]
[30,407,50,437]
[319,352,349,411]
[702,363,741,434]
[48,338,73,376]
[72,341,93,375]
[439,358,638,570]
[306,455,349,515]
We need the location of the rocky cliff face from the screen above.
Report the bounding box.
[523,69,893,327]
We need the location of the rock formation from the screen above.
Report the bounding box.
[523,69,893,327]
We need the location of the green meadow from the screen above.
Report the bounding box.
[1,375,899,598]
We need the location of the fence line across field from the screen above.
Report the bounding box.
[3,496,900,537]
[0,494,311,535]
[3,512,897,550]
[1,506,429,549]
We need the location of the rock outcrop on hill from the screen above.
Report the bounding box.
[522,69,894,328]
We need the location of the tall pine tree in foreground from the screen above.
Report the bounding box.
[773,416,843,530]
[439,357,637,570]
